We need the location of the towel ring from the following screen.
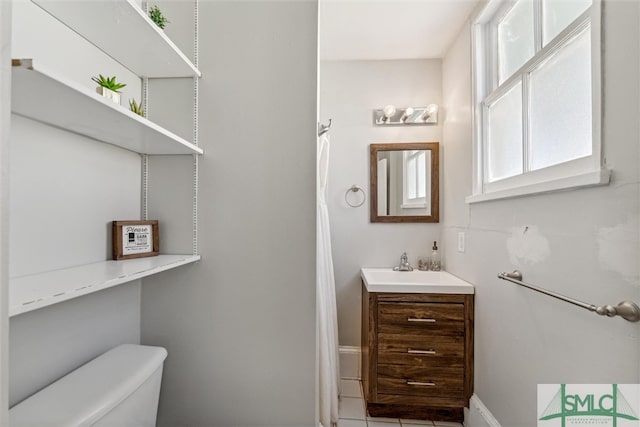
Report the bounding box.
[345,185,366,208]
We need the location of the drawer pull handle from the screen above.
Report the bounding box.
[407,380,436,387]
[407,317,436,323]
[408,348,436,355]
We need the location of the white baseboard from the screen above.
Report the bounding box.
[464,394,502,427]
[339,346,361,379]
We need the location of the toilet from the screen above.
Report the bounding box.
[10,344,168,427]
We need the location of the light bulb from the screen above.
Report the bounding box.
[382,105,396,121]
[423,104,439,121]
[401,107,415,122]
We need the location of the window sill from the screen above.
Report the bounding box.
[465,168,611,204]
[400,203,428,209]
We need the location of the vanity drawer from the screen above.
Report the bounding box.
[378,333,464,367]
[378,302,464,336]
[377,364,464,398]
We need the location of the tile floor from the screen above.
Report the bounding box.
[338,379,463,427]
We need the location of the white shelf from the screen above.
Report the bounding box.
[10,254,201,317]
[12,59,203,155]
[32,0,200,78]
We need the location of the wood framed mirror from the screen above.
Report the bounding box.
[370,142,439,223]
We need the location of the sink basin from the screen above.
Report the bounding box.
[360,267,474,294]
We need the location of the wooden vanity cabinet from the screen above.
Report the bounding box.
[361,282,474,422]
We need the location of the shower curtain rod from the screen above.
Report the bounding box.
[498,270,640,322]
[318,119,332,137]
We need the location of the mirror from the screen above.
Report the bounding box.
[370,142,439,223]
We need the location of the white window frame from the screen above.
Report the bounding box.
[467,0,609,204]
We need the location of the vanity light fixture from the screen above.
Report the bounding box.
[374,104,439,126]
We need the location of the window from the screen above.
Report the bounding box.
[468,0,608,202]
[402,150,431,211]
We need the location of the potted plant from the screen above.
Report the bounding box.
[92,75,126,105]
[148,5,169,29]
[129,99,145,117]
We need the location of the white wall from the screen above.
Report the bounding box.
[140,1,318,426]
[319,59,442,346]
[0,0,11,422]
[9,282,141,406]
[442,3,640,426]
[8,0,143,406]
[11,0,141,103]
[8,117,143,407]
[9,117,142,276]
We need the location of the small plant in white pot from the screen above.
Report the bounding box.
[148,5,169,29]
[129,99,145,117]
[92,75,127,105]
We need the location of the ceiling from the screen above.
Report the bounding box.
[319,0,481,61]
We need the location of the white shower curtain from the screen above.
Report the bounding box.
[317,132,340,427]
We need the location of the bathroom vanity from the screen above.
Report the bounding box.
[360,268,474,422]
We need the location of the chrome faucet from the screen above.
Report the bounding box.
[393,252,413,271]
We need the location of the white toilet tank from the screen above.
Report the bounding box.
[10,344,168,427]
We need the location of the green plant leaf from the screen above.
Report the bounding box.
[148,5,169,29]
[91,74,127,92]
[129,98,145,117]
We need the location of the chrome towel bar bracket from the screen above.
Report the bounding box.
[498,270,640,323]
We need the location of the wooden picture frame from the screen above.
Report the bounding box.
[112,220,159,260]
[370,142,440,223]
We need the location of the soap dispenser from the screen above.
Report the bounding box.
[430,241,441,271]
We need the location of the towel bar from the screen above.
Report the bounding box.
[498,270,640,323]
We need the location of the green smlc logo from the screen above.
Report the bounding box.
[539,384,639,427]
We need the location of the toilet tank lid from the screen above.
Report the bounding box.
[9,344,167,426]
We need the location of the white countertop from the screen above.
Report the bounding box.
[361,267,475,294]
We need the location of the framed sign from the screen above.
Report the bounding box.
[112,220,159,260]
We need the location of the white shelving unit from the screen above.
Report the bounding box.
[31,0,200,78]
[10,2,201,316]
[10,255,201,317]
[12,59,203,155]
